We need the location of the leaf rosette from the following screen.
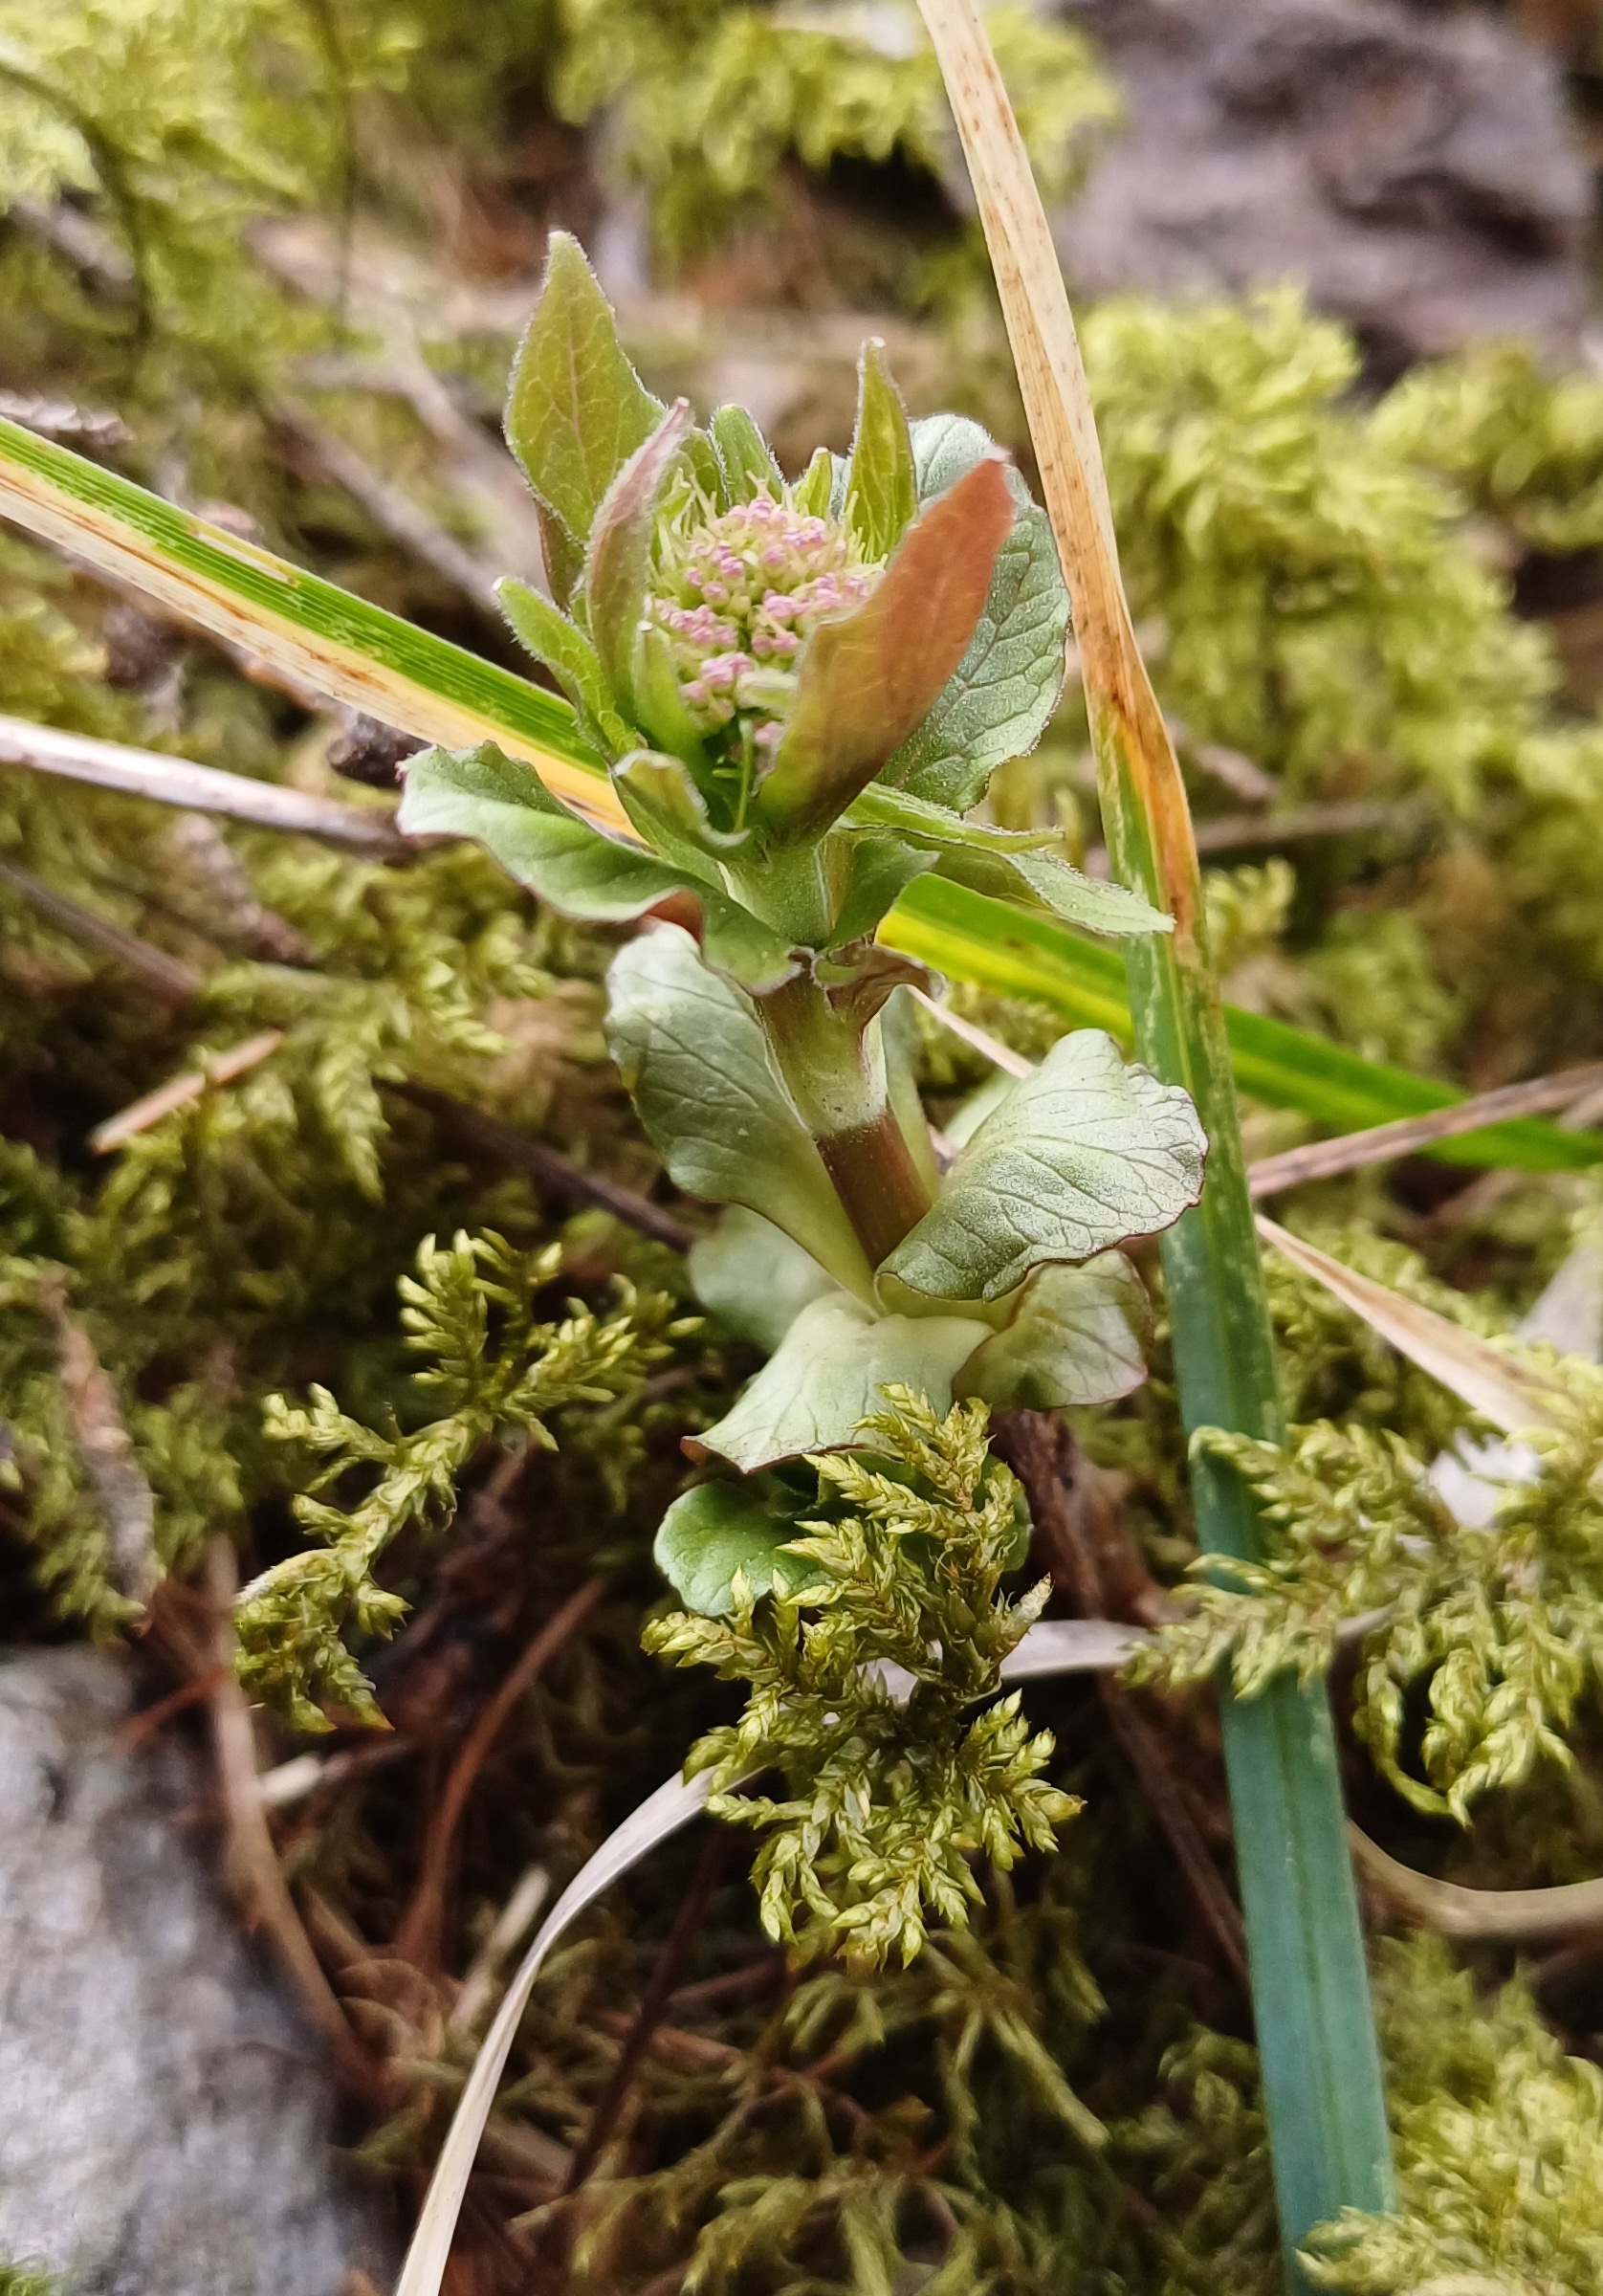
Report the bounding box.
[392,232,1208,1616]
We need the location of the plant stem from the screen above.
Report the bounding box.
[913,0,1395,2277]
[758,969,932,1269]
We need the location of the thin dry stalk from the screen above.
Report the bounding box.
[274,406,505,621]
[90,1030,285,1153]
[399,1086,697,1252]
[1248,1066,1603,1197]
[203,1538,372,2088]
[0,712,408,854]
[395,1576,609,1969]
[1350,1826,1603,1943]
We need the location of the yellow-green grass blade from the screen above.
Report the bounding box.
[0,413,619,830]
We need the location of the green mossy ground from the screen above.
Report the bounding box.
[7,6,1603,2289]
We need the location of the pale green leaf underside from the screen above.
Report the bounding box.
[884,1028,1207,1305]
[653,1479,821,1616]
[696,1291,991,1473]
[2,413,1589,1179]
[401,745,794,990]
[604,925,873,1299]
[688,1206,837,1354]
[960,1253,1151,1410]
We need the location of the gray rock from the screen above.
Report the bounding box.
[0,1647,392,2296]
[1055,0,1595,364]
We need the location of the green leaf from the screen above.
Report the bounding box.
[400,741,684,919]
[754,456,1017,842]
[497,578,636,756]
[710,404,785,503]
[883,1028,1206,1305]
[633,622,716,771]
[793,444,835,519]
[504,231,664,549]
[583,400,694,718]
[604,923,874,1297]
[845,339,917,562]
[825,830,937,947]
[6,413,1588,1181]
[910,411,996,503]
[845,784,1168,937]
[611,749,748,872]
[695,1291,992,1473]
[688,1206,838,1353]
[960,1253,1151,1409]
[888,496,1071,810]
[653,1478,822,1616]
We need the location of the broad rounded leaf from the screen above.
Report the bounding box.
[882,1029,1207,1305]
[696,1291,991,1473]
[960,1253,1151,1410]
[654,1479,821,1616]
[689,1206,837,1353]
[605,924,873,1298]
[504,232,663,548]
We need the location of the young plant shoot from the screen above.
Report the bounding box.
[395,235,1207,1943]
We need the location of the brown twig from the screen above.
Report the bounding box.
[0,855,203,1004]
[1247,1063,1603,1197]
[561,1828,732,2194]
[395,1576,610,1969]
[993,1412,1248,1985]
[0,712,409,854]
[34,1273,160,1603]
[203,1540,373,2088]
[399,1085,697,1253]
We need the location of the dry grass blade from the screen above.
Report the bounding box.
[394,1769,715,2296]
[35,1273,159,1604]
[89,1030,285,1153]
[1254,1217,1570,1433]
[1248,1067,1603,1197]
[0,855,203,1003]
[394,1614,1136,2294]
[203,1540,372,2091]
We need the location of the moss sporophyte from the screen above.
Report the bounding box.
[385,232,1206,1955]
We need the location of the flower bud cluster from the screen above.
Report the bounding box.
[648,492,878,754]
